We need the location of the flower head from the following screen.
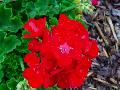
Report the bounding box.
[23,14,99,88]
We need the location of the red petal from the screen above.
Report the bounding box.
[23,17,46,38]
[69,69,88,88]
[28,39,41,52]
[59,14,69,24]
[24,52,40,67]
[83,40,99,58]
[57,72,70,88]
[88,40,99,58]
[53,50,73,67]
[23,66,43,88]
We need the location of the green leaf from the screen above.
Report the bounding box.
[0,64,2,70]
[0,5,12,24]
[0,83,9,90]
[3,53,23,80]
[0,6,22,32]
[35,0,49,16]
[25,1,37,18]
[61,4,77,12]
[16,39,29,53]
[4,35,21,53]
[19,57,25,71]
[0,54,5,63]
[0,32,6,62]
[25,0,60,18]
[9,16,23,32]
[16,80,28,90]
[0,32,21,54]
[16,30,29,53]
[9,0,22,15]
[0,71,4,83]
[47,2,60,16]
[49,17,58,25]
[2,0,11,3]
[7,78,17,90]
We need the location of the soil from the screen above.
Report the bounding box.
[81,0,120,90]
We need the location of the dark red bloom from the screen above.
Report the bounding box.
[23,14,99,88]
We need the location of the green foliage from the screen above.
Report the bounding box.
[23,0,60,18]
[0,71,4,83]
[0,31,21,62]
[0,0,94,90]
[0,83,9,90]
[7,78,17,90]
[0,52,24,90]
[0,5,22,32]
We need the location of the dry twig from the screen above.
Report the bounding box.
[87,72,94,77]
[94,78,118,89]
[94,22,109,45]
[103,47,109,57]
[106,16,119,51]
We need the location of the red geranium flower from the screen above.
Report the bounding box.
[23,14,99,88]
[23,17,47,38]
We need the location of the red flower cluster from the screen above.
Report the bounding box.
[23,14,99,88]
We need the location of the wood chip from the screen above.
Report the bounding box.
[93,78,118,89]
[94,22,109,45]
[103,47,109,57]
[106,16,118,42]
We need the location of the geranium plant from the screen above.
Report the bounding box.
[0,0,96,90]
[23,14,99,88]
